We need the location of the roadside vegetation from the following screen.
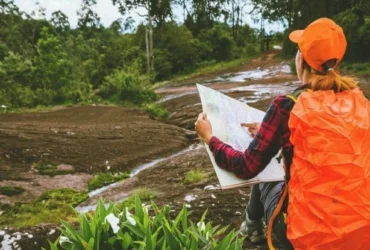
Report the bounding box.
[145,103,169,120]
[0,1,264,113]
[49,196,244,250]
[0,188,88,228]
[88,172,130,191]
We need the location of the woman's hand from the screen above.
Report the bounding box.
[195,112,212,144]
[241,122,260,137]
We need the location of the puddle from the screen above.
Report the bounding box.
[158,92,197,102]
[227,82,298,96]
[218,65,291,83]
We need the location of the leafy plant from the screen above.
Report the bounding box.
[145,103,169,120]
[88,172,130,191]
[0,186,25,196]
[56,196,245,249]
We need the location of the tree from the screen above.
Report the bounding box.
[77,0,101,29]
[50,11,70,32]
[113,0,173,74]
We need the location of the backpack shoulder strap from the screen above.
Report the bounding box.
[286,88,312,103]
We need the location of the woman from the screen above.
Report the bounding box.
[195,18,370,249]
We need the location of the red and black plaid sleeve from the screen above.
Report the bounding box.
[208,96,293,180]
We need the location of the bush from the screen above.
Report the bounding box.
[53,196,245,250]
[99,67,157,105]
[145,103,169,120]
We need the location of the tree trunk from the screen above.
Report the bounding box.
[148,14,154,71]
[145,28,150,74]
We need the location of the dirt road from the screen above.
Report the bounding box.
[3,52,368,249]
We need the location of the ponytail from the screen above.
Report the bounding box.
[304,59,358,92]
[310,70,357,92]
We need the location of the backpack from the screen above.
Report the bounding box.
[268,88,370,250]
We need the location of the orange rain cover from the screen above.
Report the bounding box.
[287,88,370,250]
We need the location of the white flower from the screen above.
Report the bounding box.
[125,208,136,226]
[105,213,120,233]
[107,165,110,170]
[59,236,72,245]
[197,222,205,231]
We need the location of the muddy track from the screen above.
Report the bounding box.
[6,53,367,249]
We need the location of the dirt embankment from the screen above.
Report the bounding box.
[0,105,192,203]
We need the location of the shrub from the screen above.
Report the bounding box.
[99,67,157,105]
[145,103,169,120]
[54,196,245,250]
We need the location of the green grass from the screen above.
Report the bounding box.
[88,172,130,191]
[35,161,75,176]
[184,169,208,184]
[118,188,158,209]
[151,55,259,90]
[340,62,370,76]
[0,186,25,196]
[145,103,169,120]
[133,187,158,201]
[0,188,88,228]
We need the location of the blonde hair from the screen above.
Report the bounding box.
[305,59,358,92]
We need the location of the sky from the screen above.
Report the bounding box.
[14,0,285,33]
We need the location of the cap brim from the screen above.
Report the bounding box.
[289,30,304,43]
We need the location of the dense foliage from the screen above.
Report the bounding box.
[49,196,244,250]
[0,0,261,109]
[250,0,370,60]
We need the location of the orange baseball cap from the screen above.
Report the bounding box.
[289,18,347,72]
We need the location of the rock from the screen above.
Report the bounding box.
[56,164,74,171]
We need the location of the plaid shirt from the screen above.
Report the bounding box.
[209,95,295,180]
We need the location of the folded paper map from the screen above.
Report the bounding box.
[197,84,284,189]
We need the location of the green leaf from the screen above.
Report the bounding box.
[123,222,145,239]
[81,214,92,241]
[88,238,95,250]
[47,240,59,250]
[121,232,133,249]
[145,226,153,250]
[135,195,144,222]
